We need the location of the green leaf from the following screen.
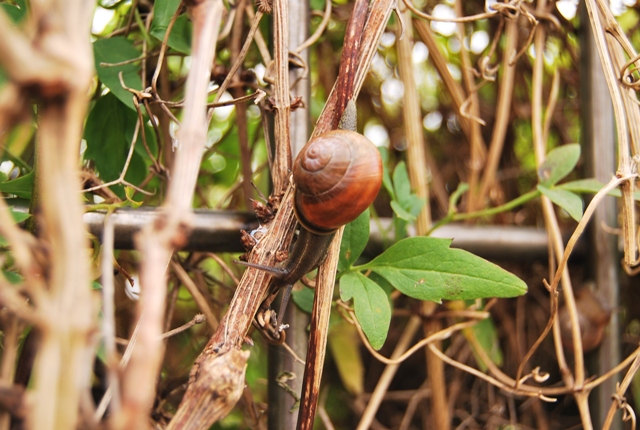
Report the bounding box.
[465,318,503,371]
[328,321,364,395]
[390,200,416,221]
[93,37,143,110]
[340,272,391,350]
[339,209,370,271]
[379,147,394,200]
[1,2,27,24]
[2,270,23,285]
[0,171,34,198]
[0,206,28,247]
[150,0,192,54]
[537,185,583,221]
[557,178,608,194]
[151,0,182,29]
[292,286,314,314]
[10,207,30,224]
[359,237,528,302]
[537,143,580,186]
[84,94,149,198]
[392,162,425,218]
[558,178,640,200]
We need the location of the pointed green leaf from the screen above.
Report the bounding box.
[0,171,33,198]
[1,2,27,24]
[2,270,23,285]
[93,37,142,110]
[558,178,640,200]
[389,161,425,239]
[538,185,583,221]
[328,321,364,395]
[150,0,192,54]
[339,209,370,271]
[393,163,425,215]
[84,94,149,198]
[537,144,580,186]
[151,0,182,29]
[359,237,527,302]
[393,162,411,202]
[292,286,314,314]
[557,178,608,194]
[465,318,503,371]
[379,147,394,200]
[10,207,30,224]
[340,272,391,350]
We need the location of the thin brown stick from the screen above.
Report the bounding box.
[403,0,497,23]
[477,18,518,204]
[170,261,219,331]
[270,0,292,195]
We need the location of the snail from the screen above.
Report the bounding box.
[237,100,382,331]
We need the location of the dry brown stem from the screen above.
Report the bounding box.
[585,0,638,265]
[477,18,518,205]
[0,1,97,429]
[271,0,292,195]
[113,1,225,428]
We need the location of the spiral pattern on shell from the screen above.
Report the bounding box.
[293,130,382,234]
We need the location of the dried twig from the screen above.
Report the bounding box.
[116,1,225,428]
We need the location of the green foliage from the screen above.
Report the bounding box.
[2,270,22,284]
[93,37,143,110]
[466,317,503,371]
[357,237,527,301]
[1,0,27,24]
[328,321,364,395]
[83,93,157,198]
[537,144,581,187]
[340,272,391,350]
[537,185,583,221]
[291,285,314,314]
[337,209,527,349]
[382,160,425,240]
[390,162,425,221]
[338,209,370,271]
[0,171,33,198]
[0,206,30,247]
[150,0,192,54]
[558,178,640,200]
[536,144,583,221]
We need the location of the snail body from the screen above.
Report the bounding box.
[237,100,382,328]
[268,125,382,286]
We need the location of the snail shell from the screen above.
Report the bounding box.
[293,130,382,234]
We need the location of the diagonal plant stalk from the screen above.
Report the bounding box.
[298,2,394,427]
[169,1,397,428]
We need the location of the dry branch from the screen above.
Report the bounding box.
[114,1,225,428]
[0,1,97,429]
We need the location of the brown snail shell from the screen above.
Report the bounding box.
[293,130,382,234]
